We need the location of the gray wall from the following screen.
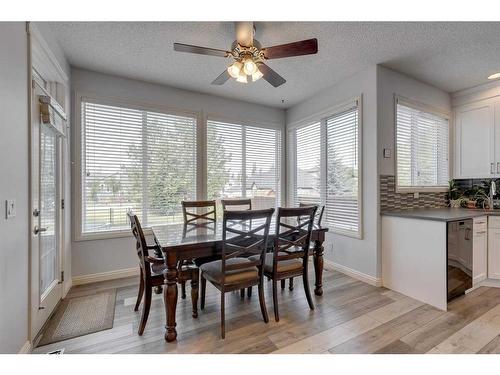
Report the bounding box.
[377,65,451,176]
[0,22,29,353]
[71,68,286,277]
[286,66,379,279]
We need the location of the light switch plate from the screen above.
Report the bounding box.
[383,148,391,158]
[6,200,15,219]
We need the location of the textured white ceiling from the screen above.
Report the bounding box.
[45,21,500,108]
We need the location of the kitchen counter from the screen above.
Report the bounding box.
[381,208,500,222]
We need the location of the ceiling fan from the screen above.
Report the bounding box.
[173,22,318,88]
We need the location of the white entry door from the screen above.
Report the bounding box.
[30,81,64,339]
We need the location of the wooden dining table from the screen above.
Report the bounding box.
[152,218,329,342]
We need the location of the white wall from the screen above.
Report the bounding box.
[70,68,285,277]
[0,22,29,354]
[376,66,451,277]
[286,66,379,280]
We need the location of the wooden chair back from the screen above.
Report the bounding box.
[299,202,325,226]
[221,198,252,211]
[127,211,152,279]
[273,206,317,268]
[221,208,274,281]
[182,200,217,224]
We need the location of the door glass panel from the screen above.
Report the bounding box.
[40,124,58,295]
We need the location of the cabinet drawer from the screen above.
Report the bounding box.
[474,224,487,235]
[474,216,488,225]
[489,216,500,229]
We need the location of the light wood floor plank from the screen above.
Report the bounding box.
[33,270,500,354]
[427,304,500,354]
[328,304,444,354]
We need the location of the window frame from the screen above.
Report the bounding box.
[74,93,202,241]
[73,94,285,241]
[394,95,451,194]
[287,96,363,239]
[205,114,284,209]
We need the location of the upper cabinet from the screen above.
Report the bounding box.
[454,99,497,179]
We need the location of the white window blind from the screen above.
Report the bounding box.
[326,106,360,234]
[207,119,281,210]
[294,122,321,206]
[291,101,361,237]
[81,100,197,234]
[396,100,449,190]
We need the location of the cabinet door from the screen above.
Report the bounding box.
[455,104,494,178]
[495,102,500,174]
[473,232,487,285]
[473,217,487,285]
[488,227,500,279]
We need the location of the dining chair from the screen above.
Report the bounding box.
[299,202,325,226]
[181,200,219,299]
[199,208,274,339]
[182,200,217,224]
[250,206,317,322]
[220,198,253,298]
[221,198,252,211]
[127,212,199,335]
[287,203,325,291]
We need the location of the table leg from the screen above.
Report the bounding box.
[313,239,324,296]
[163,253,178,342]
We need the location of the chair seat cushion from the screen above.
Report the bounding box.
[200,257,259,285]
[249,252,303,274]
[151,262,166,276]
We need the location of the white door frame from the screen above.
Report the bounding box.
[27,22,69,341]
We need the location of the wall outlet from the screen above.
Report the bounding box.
[5,200,15,219]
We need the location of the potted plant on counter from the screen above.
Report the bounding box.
[448,180,464,208]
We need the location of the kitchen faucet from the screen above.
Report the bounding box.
[490,180,497,210]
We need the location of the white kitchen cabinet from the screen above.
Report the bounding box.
[473,216,487,285]
[488,217,500,279]
[454,103,495,178]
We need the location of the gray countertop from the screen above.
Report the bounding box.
[381,208,500,222]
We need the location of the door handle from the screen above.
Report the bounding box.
[33,226,47,235]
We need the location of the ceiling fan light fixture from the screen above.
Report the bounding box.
[251,68,263,82]
[236,72,248,83]
[227,61,243,78]
[243,58,258,75]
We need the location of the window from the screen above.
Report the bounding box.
[207,119,281,210]
[81,99,197,235]
[290,100,361,237]
[326,107,360,234]
[396,98,449,191]
[293,122,321,206]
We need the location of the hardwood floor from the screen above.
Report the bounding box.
[33,268,500,354]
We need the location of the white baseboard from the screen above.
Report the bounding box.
[18,340,32,354]
[63,279,73,298]
[324,259,382,287]
[477,278,500,288]
[72,267,139,286]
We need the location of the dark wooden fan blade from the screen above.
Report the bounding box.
[211,70,231,85]
[173,43,230,57]
[259,63,286,88]
[262,38,318,60]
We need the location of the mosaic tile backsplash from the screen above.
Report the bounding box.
[380,175,448,212]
